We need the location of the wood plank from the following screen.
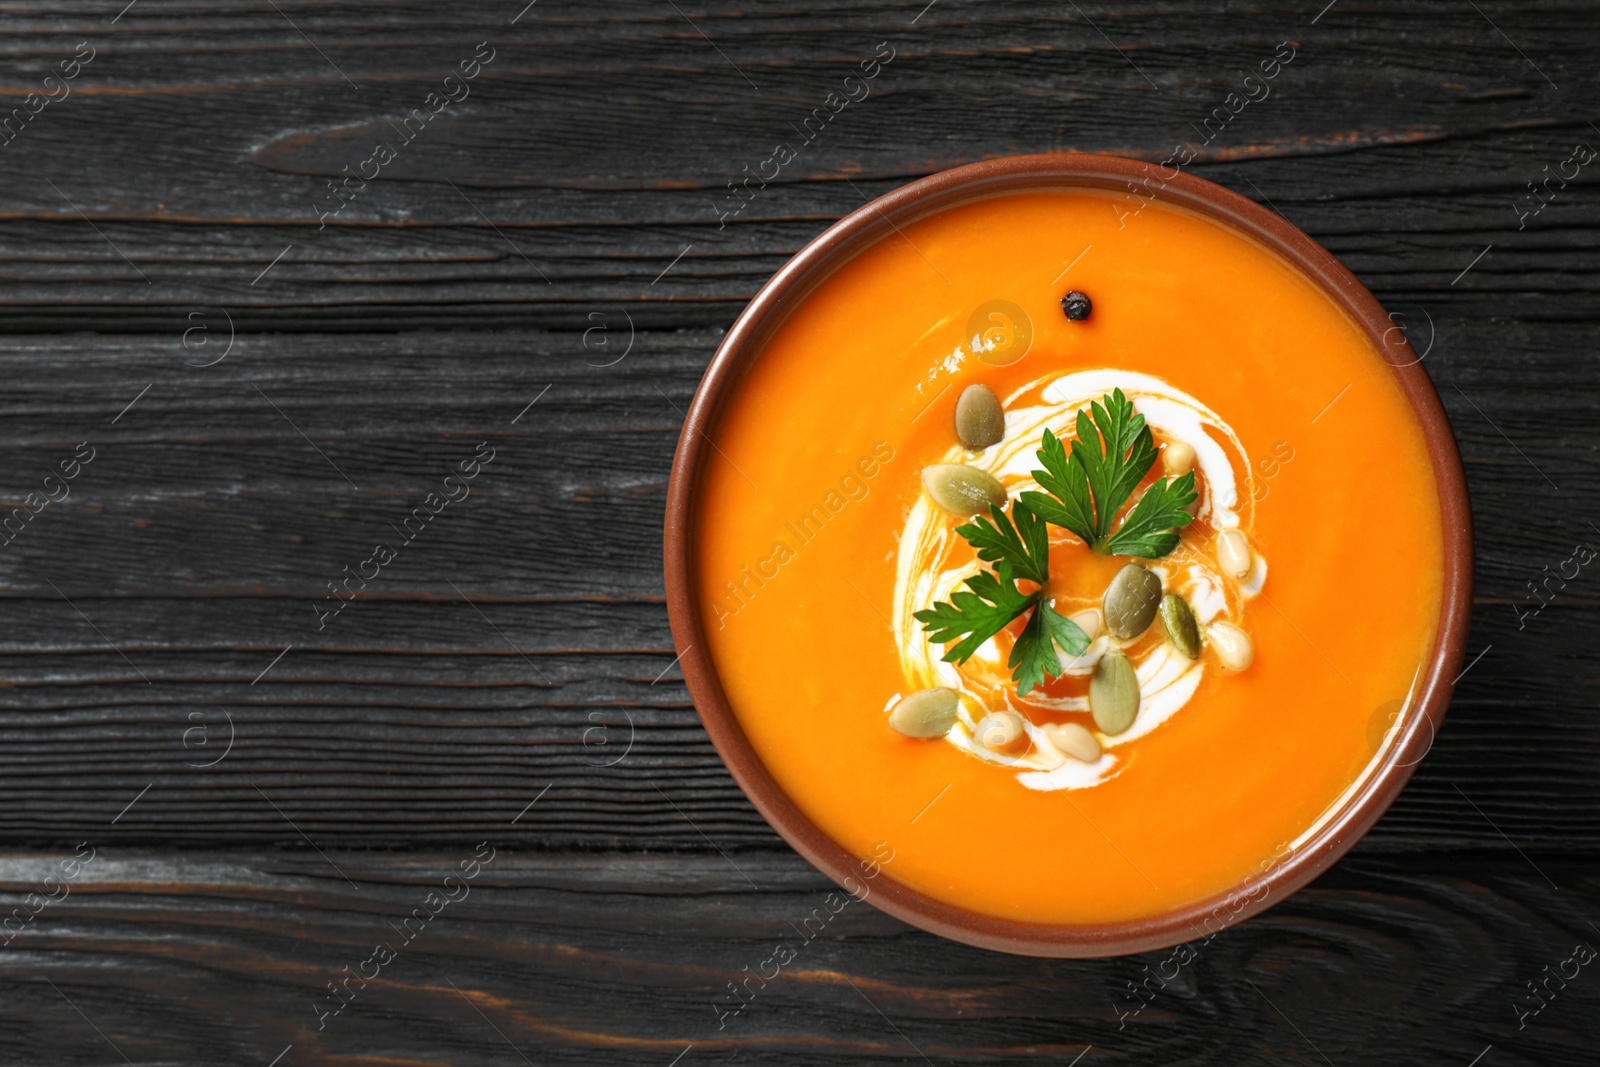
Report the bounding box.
[0,0,1594,1062]
[0,3,1590,330]
[0,320,1593,848]
[0,849,1594,1065]
[0,7,1590,850]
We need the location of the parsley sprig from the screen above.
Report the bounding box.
[913,389,1199,694]
[913,500,1089,696]
[1021,388,1197,558]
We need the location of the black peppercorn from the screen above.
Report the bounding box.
[1061,291,1092,321]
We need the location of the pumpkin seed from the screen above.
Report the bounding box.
[888,687,960,738]
[954,384,1005,450]
[1207,620,1254,670]
[1089,649,1140,735]
[1044,721,1102,763]
[1162,440,1196,477]
[1159,594,1201,659]
[922,464,1006,516]
[976,710,1026,752]
[1102,564,1162,640]
[1218,529,1253,579]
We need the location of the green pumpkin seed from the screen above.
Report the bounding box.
[1089,649,1140,735]
[1159,593,1201,659]
[888,687,960,738]
[954,384,1005,450]
[1102,564,1162,640]
[923,464,1006,516]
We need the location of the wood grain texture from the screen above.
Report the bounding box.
[0,1,1591,332]
[0,0,1596,1061]
[0,322,1593,851]
[0,849,1596,1067]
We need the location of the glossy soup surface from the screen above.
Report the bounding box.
[695,188,1442,925]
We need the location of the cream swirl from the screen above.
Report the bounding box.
[891,369,1264,790]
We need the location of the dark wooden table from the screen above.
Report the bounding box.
[0,2,1595,1063]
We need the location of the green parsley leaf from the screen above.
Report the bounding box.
[1021,387,1192,556]
[1105,471,1199,557]
[913,388,1193,698]
[957,500,1051,585]
[1083,390,1158,540]
[1019,428,1095,546]
[1009,598,1091,696]
[915,498,1089,694]
[913,561,1037,664]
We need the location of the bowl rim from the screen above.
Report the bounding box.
[662,151,1474,958]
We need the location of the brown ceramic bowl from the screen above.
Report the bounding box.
[663,152,1473,957]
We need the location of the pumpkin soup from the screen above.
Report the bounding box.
[695,188,1441,926]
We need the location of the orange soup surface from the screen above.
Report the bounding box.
[695,188,1442,926]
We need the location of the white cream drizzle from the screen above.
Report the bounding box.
[891,369,1264,791]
